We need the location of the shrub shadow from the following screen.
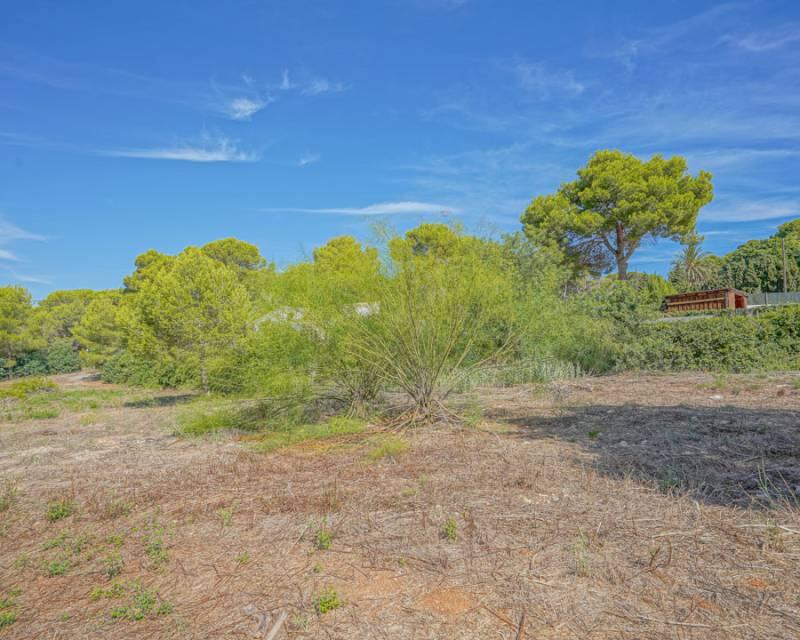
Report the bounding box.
[124,394,195,408]
[506,403,800,509]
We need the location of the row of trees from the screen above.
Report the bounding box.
[2,149,797,419]
[669,221,800,293]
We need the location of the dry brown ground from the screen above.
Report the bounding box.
[1,372,799,639]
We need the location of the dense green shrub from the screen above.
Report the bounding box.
[622,308,800,372]
[101,350,196,388]
[45,339,82,374]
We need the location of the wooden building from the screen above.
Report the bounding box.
[664,288,748,313]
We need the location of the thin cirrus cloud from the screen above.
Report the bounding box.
[261,201,459,216]
[297,153,320,167]
[226,96,270,121]
[509,59,585,98]
[101,136,257,162]
[701,198,800,222]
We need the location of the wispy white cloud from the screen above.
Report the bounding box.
[509,59,585,98]
[301,77,346,96]
[9,272,51,284]
[102,136,257,162]
[701,198,800,222]
[0,249,19,261]
[279,69,295,91]
[725,25,800,52]
[226,96,270,120]
[261,201,458,216]
[0,218,46,244]
[297,153,320,167]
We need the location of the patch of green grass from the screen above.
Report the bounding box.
[43,531,72,550]
[142,521,169,567]
[314,587,343,614]
[0,482,18,512]
[234,551,249,565]
[441,517,458,542]
[313,524,333,551]
[0,611,16,628]
[0,384,149,422]
[366,436,409,461]
[46,498,76,522]
[587,429,602,440]
[179,405,240,436]
[100,581,172,622]
[462,397,484,428]
[44,557,71,576]
[0,377,57,400]
[216,505,234,527]
[251,417,366,454]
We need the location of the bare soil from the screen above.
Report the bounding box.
[1,372,799,639]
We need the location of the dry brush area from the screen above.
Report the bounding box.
[1,372,799,639]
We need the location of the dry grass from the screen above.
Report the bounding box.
[0,372,798,638]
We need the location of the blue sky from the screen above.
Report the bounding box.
[2,0,799,298]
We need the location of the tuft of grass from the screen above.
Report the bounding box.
[314,588,343,614]
[441,517,458,542]
[313,524,333,551]
[45,557,71,576]
[587,429,602,440]
[100,499,133,521]
[105,552,124,579]
[291,613,310,630]
[366,436,409,461]
[46,498,76,522]
[179,405,240,437]
[235,551,249,565]
[0,611,16,628]
[571,530,591,577]
[142,521,169,567]
[251,417,366,454]
[0,377,57,400]
[104,581,172,622]
[216,506,235,527]
[0,482,18,512]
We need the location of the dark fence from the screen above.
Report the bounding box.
[747,292,800,306]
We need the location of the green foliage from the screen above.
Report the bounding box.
[73,291,125,367]
[521,150,713,279]
[201,237,265,272]
[314,588,343,614]
[45,338,82,373]
[441,517,458,542]
[31,289,95,344]
[0,376,57,400]
[313,524,333,550]
[622,308,800,372]
[104,582,172,621]
[718,235,800,293]
[46,498,76,522]
[0,286,35,369]
[366,436,409,461]
[125,247,252,392]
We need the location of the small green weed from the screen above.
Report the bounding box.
[313,525,333,551]
[106,582,172,622]
[45,557,71,576]
[105,552,124,578]
[314,588,343,614]
[235,551,250,565]
[142,521,169,567]
[366,436,409,461]
[46,498,76,522]
[291,613,309,630]
[217,505,235,527]
[571,530,591,577]
[587,429,602,440]
[0,482,18,512]
[441,517,457,542]
[0,611,16,628]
